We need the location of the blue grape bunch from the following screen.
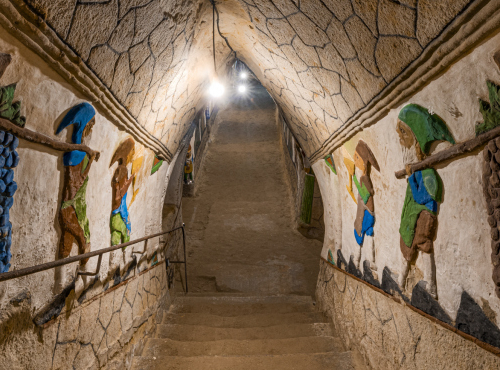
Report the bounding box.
[0,131,19,273]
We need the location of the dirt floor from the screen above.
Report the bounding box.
[181,84,323,296]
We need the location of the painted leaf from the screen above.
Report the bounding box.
[476,81,500,136]
[0,84,26,127]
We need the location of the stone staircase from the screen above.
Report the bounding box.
[131,295,366,370]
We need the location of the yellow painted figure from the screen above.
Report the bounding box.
[184,145,193,184]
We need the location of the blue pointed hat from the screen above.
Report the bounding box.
[56,103,95,144]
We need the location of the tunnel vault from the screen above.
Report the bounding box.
[2,0,498,163]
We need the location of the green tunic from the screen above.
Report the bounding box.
[399,169,441,247]
[60,155,90,243]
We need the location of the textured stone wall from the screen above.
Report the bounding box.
[0,0,234,160]
[0,20,185,370]
[312,29,500,360]
[215,0,481,156]
[1,261,171,369]
[279,110,325,240]
[2,0,493,162]
[316,260,500,370]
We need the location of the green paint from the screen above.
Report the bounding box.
[0,84,26,127]
[324,154,337,174]
[110,213,130,246]
[151,156,163,175]
[476,81,500,136]
[81,154,89,174]
[151,252,158,266]
[399,169,440,247]
[61,176,90,243]
[353,174,370,204]
[398,104,454,155]
[328,250,336,266]
[421,168,442,203]
[300,174,315,225]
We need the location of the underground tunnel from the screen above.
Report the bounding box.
[0,0,500,368]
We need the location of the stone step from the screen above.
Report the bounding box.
[162,311,327,327]
[175,294,314,304]
[142,336,344,357]
[131,352,356,370]
[156,323,333,341]
[170,296,316,316]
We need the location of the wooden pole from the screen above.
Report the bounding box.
[0,117,100,160]
[395,125,500,179]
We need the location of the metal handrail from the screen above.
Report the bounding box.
[0,224,188,292]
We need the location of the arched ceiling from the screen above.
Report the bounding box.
[19,0,234,157]
[215,0,472,156]
[14,0,476,160]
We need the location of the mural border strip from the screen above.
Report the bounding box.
[320,257,500,358]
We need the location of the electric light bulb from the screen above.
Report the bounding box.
[238,85,246,93]
[209,81,225,98]
[240,72,247,79]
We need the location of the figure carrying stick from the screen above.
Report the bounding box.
[56,103,98,264]
[110,138,135,246]
[396,104,455,298]
[352,140,380,273]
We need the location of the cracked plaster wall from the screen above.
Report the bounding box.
[3,0,484,161]
[2,0,234,160]
[312,29,500,364]
[214,0,475,157]
[0,22,185,369]
[316,260,500,370]
[0,0,500,367]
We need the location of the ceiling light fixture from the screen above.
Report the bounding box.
[240,72,247,79]
[238,85,246,93]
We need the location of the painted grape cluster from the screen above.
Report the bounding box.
[0,131,19,273]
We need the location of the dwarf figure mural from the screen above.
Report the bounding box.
[110,138,135,246]
[56,103,97,264]
[184,145,193,184]
[397,104,455,298]
[352,140,380,271]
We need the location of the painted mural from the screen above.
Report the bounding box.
[0,54,21,273]
[130,147,144,206]
[110,138,135,246]
[56,103,97,264]
[331,97,500,351]
[352,141,379,274]
[396,104,454,299]
[184,145,193,184]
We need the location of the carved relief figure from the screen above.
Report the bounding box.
[477,81,500,298]
[396,104,455,298]
[342,147,357,204]
[130,147,144,206]
[110,138,135,246]
[184,145,193,184]
[56,103,97,264]
[352,140,380,272]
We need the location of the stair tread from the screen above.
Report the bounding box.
[176,294,314,304]
[171,301,316,316]
[156,323,333,341]
[162,311,327,327]
[142,336,344,357]
[131,351,356,370]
